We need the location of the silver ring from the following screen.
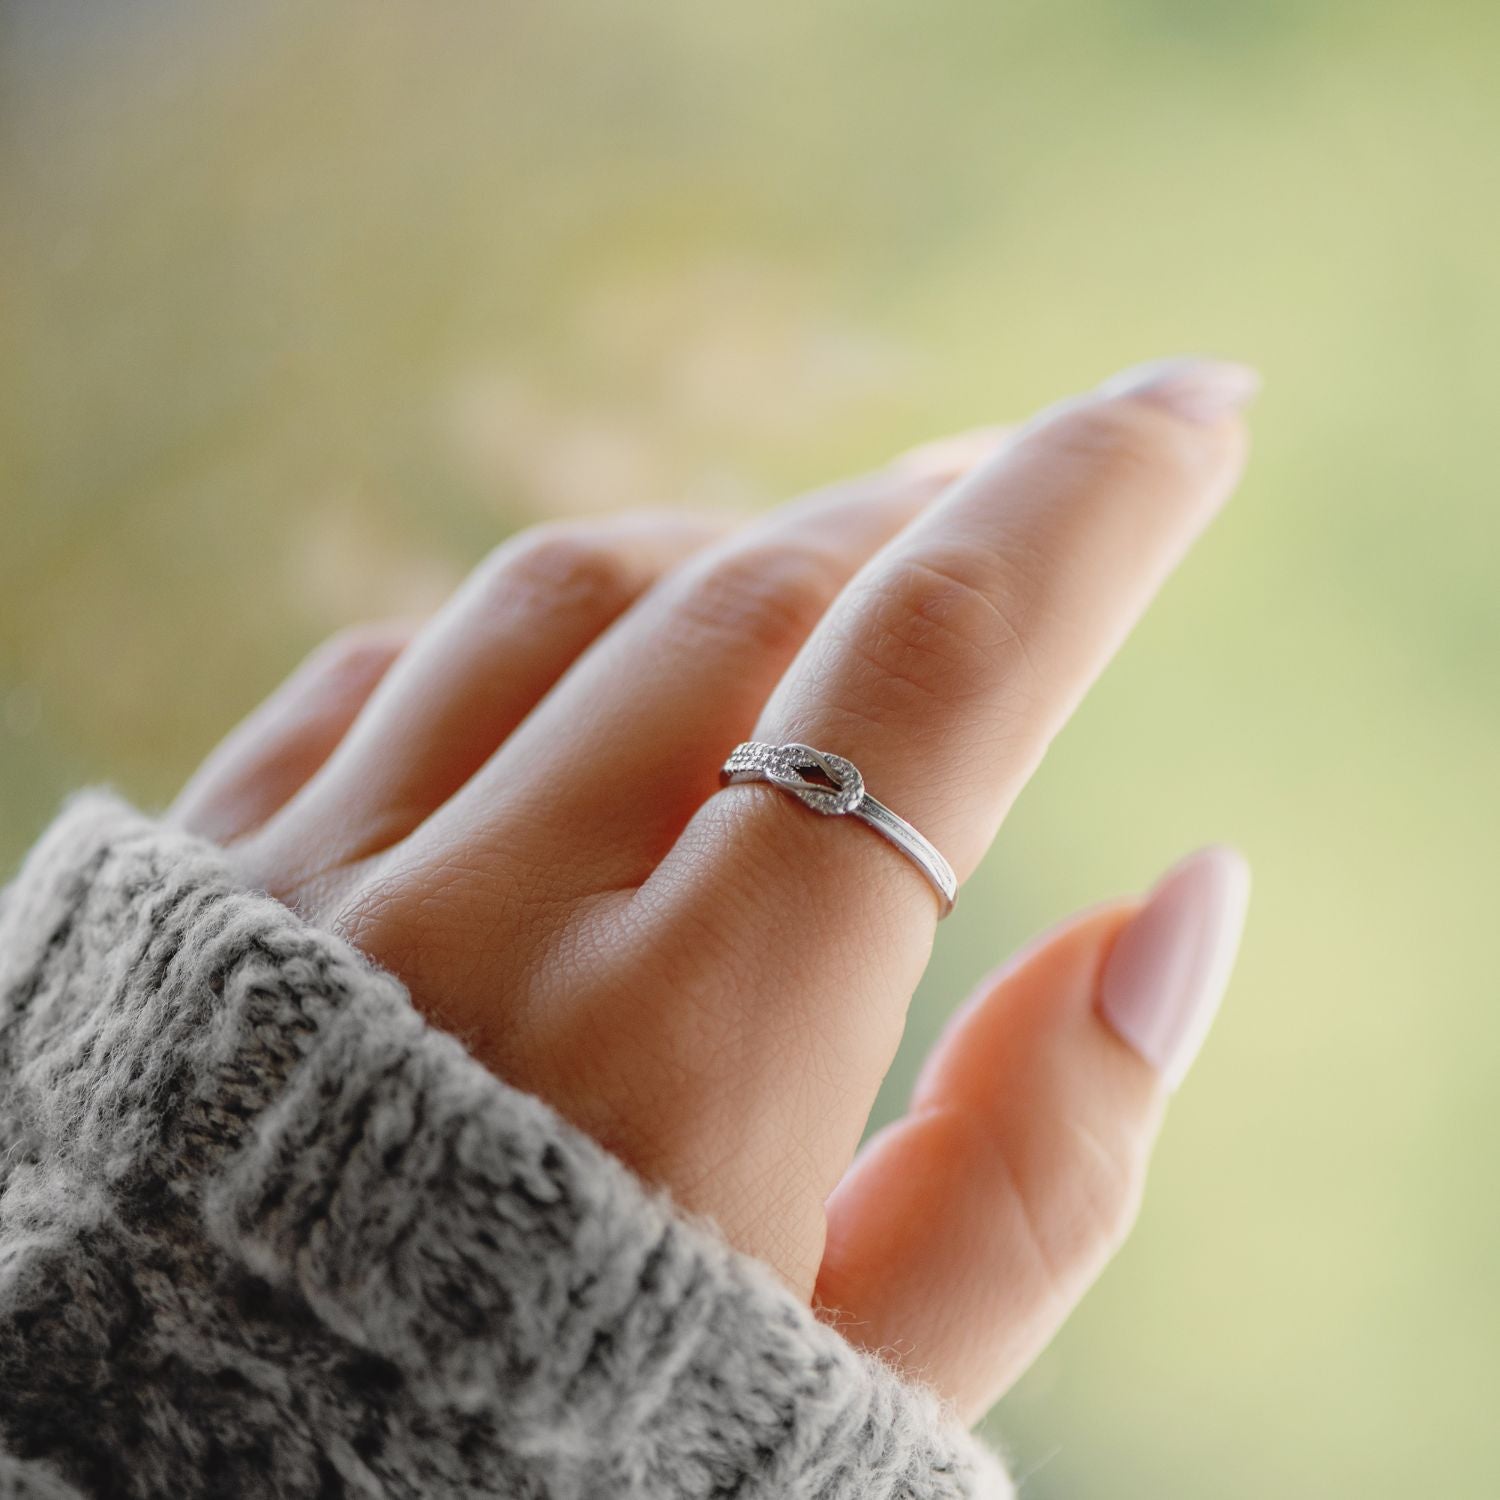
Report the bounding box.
[720,741,957,918]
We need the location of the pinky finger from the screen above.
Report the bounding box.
[168,623,413,846]
[814,846,1249,1421]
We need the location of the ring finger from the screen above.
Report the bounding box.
[628,357,1255,1260]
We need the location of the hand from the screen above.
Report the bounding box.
[171,356,1255,1421]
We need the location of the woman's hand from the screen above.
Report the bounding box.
[171,357,1255,1422]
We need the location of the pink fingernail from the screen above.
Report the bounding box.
[1098,357,1262,425]
[1099,845,1251,1090]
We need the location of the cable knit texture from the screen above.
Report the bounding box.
[0,793,1013,1499]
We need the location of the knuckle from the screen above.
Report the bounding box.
[1060,1117,1149,1258]
[853,552,1035,708]
[677,541,840,654]
[481,526,637,617]
[1044,398,1206,496]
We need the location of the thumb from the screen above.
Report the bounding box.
[814,845,1250,1422]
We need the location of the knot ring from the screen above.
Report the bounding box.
[720,741,957,918]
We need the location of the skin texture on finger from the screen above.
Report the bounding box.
[615,360,1253,1279]
[168,624,411,846]
[237,511,734,901]
[814,903,1163,1422]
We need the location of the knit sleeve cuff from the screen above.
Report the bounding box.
[0,792,1012,1499]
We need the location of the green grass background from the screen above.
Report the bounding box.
[3,3,1497,1492]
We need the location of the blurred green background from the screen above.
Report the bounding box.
[3,2,1497,1493]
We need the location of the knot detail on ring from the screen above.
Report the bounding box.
[720,739,959,918]
[723,741,865,815]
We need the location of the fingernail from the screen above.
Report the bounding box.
[1097,357,1262,426]
[1099,845,1250,1090]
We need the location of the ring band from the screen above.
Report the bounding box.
[720,741,958,918]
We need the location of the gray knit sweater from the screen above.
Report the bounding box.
[0,793,1013,1498]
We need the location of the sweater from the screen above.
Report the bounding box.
[0,793,1013,1499]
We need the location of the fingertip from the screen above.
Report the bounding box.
[890,425,1013,480]
[300,622,413,692]
[1100,843,1251,1091]
[1095,355,1262,427]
